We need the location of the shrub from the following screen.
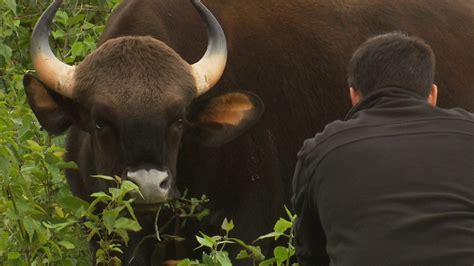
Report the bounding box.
[0,0,120,264]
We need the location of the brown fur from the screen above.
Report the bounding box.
[75,36,197,113]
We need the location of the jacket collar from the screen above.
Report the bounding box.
[345,87,427,120]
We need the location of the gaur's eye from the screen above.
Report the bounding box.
[95,119,105,130]
[175,118,185,129]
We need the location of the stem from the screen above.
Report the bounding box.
[7,185,32,265]
[154,205,162,241]
[158,213,177,235]
[219,231,229,252]
[286,224,295,266]
[0,74,8,93]
[128,235,156,265]
[7,185,25,239]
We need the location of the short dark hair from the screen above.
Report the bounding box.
[347,32,435,97]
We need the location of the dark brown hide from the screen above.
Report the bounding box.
[25,0,474,265]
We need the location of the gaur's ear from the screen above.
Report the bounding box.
[23,74,77,135]
[189,91,264,147]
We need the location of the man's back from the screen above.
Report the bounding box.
[293,87,474,265]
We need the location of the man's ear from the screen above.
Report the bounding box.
[349,87,362,106]
[188,90,264,147]
[23,74,81,135]
[427,84,438,107]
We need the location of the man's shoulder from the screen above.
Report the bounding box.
[298,118,359,158]
[441,106,474,121]
[298,105,474,159]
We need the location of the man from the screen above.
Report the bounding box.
[292,32,474,265]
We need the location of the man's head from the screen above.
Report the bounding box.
[348,32,437,106]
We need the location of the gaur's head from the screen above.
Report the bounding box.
[24,0,263,206]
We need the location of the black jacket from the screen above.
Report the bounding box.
[292,87,474,266]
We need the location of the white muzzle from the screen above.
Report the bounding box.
[127,169,170,203]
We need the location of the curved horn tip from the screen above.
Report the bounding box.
[30,0,75,98]
[190,0,228,95]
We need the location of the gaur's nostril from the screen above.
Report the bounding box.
[159,177,171,190]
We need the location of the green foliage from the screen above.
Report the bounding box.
[178,207,298,266]
[0,0,121,264]
[84,175,142,265]
[255,206,298,266]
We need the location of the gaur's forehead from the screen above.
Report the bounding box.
[91,89,190,118]
[74,35,197,109]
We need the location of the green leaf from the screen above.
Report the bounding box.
[71,42,85,57]
[54,10,69,26]
[52,29,66,39]
[216,251,232,266]
[124,201,137,220]
[58,240,75,250]
[274,218,293,234]
[0,44,13,61]
[254,231,283,242]
[96,248,105,261]
[259,258,277,266]
[34,221,51,244]
[121,180,139,194]
[273,246,289,262]
[236,250,250,260]
[92,174,115,181]
[177,259,199,266]
[114,217,141,232]
[90,191,111,200]
[69,14,86,25]
[284,205,295,220]
[195,235,213,249]
[114,228,129,243]
[58,195,89,217]
[87,228,100,242]
[109,187,121,200]
[56,161,78,170]
[211,235,223,242]
[83,21,95,30]
[42,220,75,231]
[109,243,123,253]
[231,238,265,261]
[7,252,20,260]
[26,139,42,152]
[201,253,216,265]
[103,209,118,234]
[3,0,17,15]
[247,245,265,261]
[197,208,210,220]
[23,216,36,242]
[221,218,234,233]
[0,230,9,252]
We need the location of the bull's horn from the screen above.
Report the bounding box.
[190,0,228,96]
[31,0,75,98]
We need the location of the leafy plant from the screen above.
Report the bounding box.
[127,192,210,265]
[0,0,122,264]
[254,207,298,266]
[178,207,298,266]
[84,175,142,265]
